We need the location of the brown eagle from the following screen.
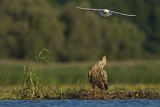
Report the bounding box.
[88,56,108,91]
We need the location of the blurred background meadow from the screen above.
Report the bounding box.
[0,0,160,88]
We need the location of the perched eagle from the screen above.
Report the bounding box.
[77,6,136,17]
[88,56,108,91]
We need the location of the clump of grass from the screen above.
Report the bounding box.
[21,48,50,99]
[40,87,160,100]
[0,88,21,100]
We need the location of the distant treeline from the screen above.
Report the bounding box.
[0,0,159,61]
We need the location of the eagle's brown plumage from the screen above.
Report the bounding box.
[88,56,108,91]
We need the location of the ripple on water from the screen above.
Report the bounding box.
[0,99,160,107]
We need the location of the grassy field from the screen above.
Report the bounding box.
[0,60,160,86]
[0,60,160,99]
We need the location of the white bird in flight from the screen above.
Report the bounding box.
[77,6,136,17]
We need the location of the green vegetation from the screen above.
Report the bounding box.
[0,59,160,99]
[1,84,160,100]
[21,49,50,99]
[0,0,160,61]
[0,0,160,100]
[0,0,64,59]
[0,60,160,86]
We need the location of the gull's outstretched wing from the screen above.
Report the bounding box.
[110,10,136,17]
[77,6,103,11]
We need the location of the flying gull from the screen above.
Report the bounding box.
[77,6,136,17]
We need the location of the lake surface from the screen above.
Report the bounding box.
[0,99,160,107]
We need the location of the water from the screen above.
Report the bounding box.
[0,100,160,107]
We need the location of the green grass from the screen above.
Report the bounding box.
[0,60,160,86]
[1,84,160,100]
[0,60,160,100]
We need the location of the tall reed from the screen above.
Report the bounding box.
[21,48,50,99]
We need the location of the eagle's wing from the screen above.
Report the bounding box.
[110,10,136,17]
[77,6,103,11]
[100,70,108,90]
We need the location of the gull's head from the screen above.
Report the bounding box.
[104,9,109,13]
